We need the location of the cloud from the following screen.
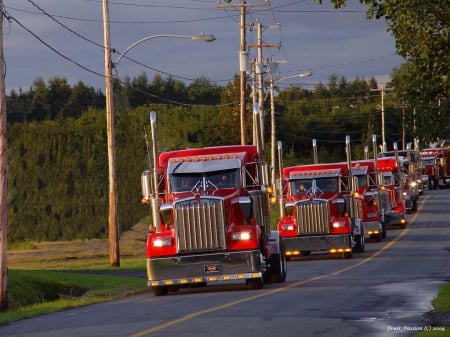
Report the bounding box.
[3,0,403,92]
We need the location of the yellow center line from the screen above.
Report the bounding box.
[130,196,428,337]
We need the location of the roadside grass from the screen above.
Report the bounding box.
[3,265,148,325]
[3,221,150,325]
[432,282,450,312]
[413,281,450,337]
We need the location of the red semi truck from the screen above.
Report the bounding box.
[377,156,408,226]
[141,111,286,296]
[351,160,388,241]
[420,147,450,189]
[277,137,364,259]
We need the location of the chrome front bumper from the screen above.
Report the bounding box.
[283,234,351,252]
[147,250,263,286]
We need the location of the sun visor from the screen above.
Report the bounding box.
[168,157,241,174]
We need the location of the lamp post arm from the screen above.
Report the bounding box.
[114,35,190,66]
[113,33,215,66]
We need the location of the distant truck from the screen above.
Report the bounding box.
[420,147,450,189]
[377,155,408,226]
[351,160,388,241]
[141,111,286,296]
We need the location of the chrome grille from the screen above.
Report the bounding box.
[174,198,226,254]
[296,200,330,235]
[389,189,396,203]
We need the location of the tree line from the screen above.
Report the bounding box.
[6,71,448,243]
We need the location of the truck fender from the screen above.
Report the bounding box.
[352,218,362,236]
[268,230,282,255]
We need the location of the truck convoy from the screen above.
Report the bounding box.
[277,137,365,260]
[141,111,286,296]
[420,147,450,189]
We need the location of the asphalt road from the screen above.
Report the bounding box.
[1,189,449,337]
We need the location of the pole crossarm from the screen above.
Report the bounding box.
[217,1,269,9]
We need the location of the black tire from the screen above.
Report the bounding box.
[354,234,365,253]
[269,243,287,284]
[353,223,365,253]
[382,224,387,239]
[372,232,382,242]
[152,285,169,296]
[343,251,353,259]
[246,278,263,290]
[412,200,418,212]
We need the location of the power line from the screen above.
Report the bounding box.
[25,0,105,49]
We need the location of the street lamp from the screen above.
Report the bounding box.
[103,29,215,266]
[113,33,216,67]
[269,72,312,194]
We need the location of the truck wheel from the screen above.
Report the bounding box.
[246,278,263,290]
[343,251,353,259]
[152,286,169,296]
[371,232,382,242]
[412,200,418,212]
[382,224,387,239]
[354,234,365,253]
[269,241,287,283]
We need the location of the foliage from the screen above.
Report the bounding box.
[320,0,450,144]
[6,73,419,243]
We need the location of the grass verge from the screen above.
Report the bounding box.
[413,282,450,337]
[3,221,150,325]
[2,258,148,325]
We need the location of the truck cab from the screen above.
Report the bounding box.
[142,112,286,296]
[277,162,363,259]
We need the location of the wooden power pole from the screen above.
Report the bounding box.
[217,1,268,145]
[0,0,9,310]
[102,0,120,267]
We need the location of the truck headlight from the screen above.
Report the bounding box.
[332,221,345,228]
[232,232,251,240]
[281,224,295,231]
[153,237,172,247]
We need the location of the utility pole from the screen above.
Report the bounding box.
[371,86,393,152]
[217,1,269,145]
[102,0,120,267]
[0,0,9,310]
[248,21,280,148]
[398,101,408,150]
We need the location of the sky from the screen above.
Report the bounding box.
[2,0,405,93]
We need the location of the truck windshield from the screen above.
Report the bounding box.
[420,156,436,166]
[382,173,394,185]
[171,169,240,192]
[354,174,367,188]
[291,177,338,195]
